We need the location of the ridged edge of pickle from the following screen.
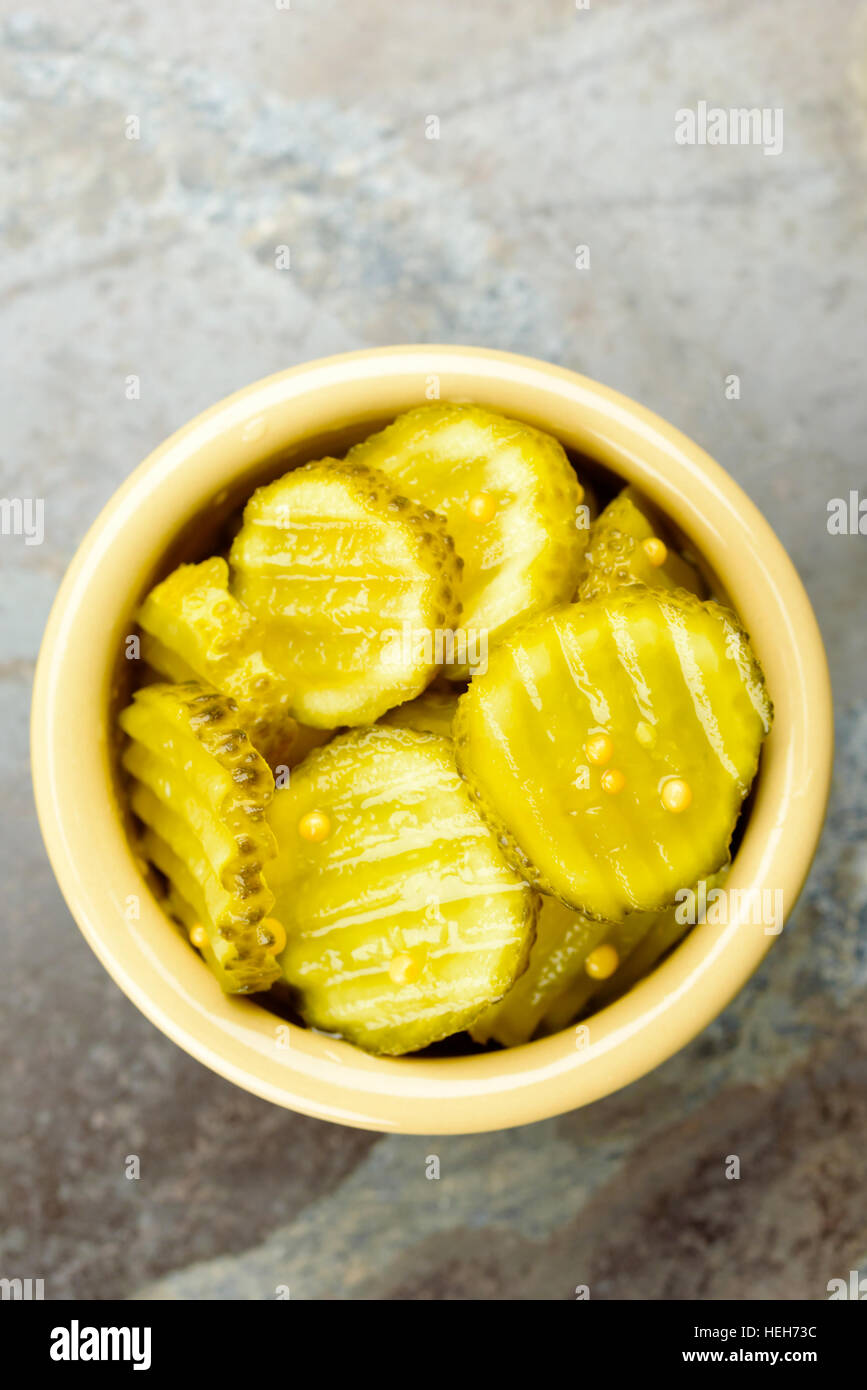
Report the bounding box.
[119,681,282,993]
[268,724,539,1054]
[576,488,705,601]
[346,403,589,675]
[453,590,773,917]
[230,459,464,726]
[136,556,307,770]
[469,897,609,1046]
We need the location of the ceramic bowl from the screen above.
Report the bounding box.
[31,347,833,1133]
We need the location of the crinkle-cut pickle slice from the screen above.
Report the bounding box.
[346,403,587,676]
[577,488,705,600]
[472,866,730,1044]
[471,899,664,1045]
[380,688,459,739]
[470,897,607,1046]
[155,869,271,998]
[535,905,665,1037]
[266,725,538,1055]
[230,459,462,728]
[587,868,730,1017]
[119,682,283,993]
[589,904,690,1012]
[454,589,772,922]
[137,557,326,770]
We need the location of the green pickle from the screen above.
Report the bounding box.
[454,588,772,922]
[230,459,462,727]
[119,682,283,994]
[470,898,608,1046]
[578,488,705,600]
[119,406,771,1055]
[534,904,675,1035]
[380,688,459,738]
[137,557,319,769]
[590,904,691,1010]
[475,865,731,1043]
[347,403,588,674]
[589,868,730,1014]
[267,726,538,1055]
[471,900,661,1045]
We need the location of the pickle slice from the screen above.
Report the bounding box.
[137,557,307,769]
[266,725,537,1055]
[474,864,731,1042]
[380,688,459,738]
[230,459,462,727]
[454,589,772,921]
[470,898,607,1046]
[588,867,730,1014]
[119,682,282,993]
[346,404,587,674]
[578,488,704,600]
[590,906,689,1010]
[156,872,260,997]
[471,899,662,1045]
[535,907,661,1035]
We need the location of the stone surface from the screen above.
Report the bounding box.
[1,0,865,1300]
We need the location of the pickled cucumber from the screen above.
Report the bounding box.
[469,898,607,1046]
[589,869,730,1014]
[346,404,587,674]
[380,688,459,738]
[590,904,690,1009]
[534,906,662,1035]
[266,725,538,1054]
[230,459,462,727]
[118,401,771,1051]
[473,864,731,1043]
[119,682,283,993]
[137,558,305,768]
[454,589,772,921]
[578,488,704,600]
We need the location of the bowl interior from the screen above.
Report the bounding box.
[33,347,832,1132]
[113,419,738,1050]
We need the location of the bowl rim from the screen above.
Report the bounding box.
[30,345,833,1133]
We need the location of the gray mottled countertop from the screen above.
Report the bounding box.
[2,0,865,1299]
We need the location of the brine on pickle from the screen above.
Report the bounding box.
[119,403,773,1055]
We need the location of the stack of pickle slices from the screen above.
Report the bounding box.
[120,403,772,1055]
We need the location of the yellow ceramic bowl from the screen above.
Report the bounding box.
[31,347,833,1133]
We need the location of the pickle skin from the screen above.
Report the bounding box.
[586,868,731,1017]
[230,459,463,728]
[380,688,459,739]
[474,863,731,1045]
[119,681,283,994]
[137,557,311,770]
[454,589,772,922]
[267,725,538,1055]
[144,828,282,994]
[534,904,662,1036]
[470,896,609,1046]
[346,403,588,674]
[577,488,705,601]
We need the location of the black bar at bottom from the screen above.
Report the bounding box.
[3,1296,865,1374]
